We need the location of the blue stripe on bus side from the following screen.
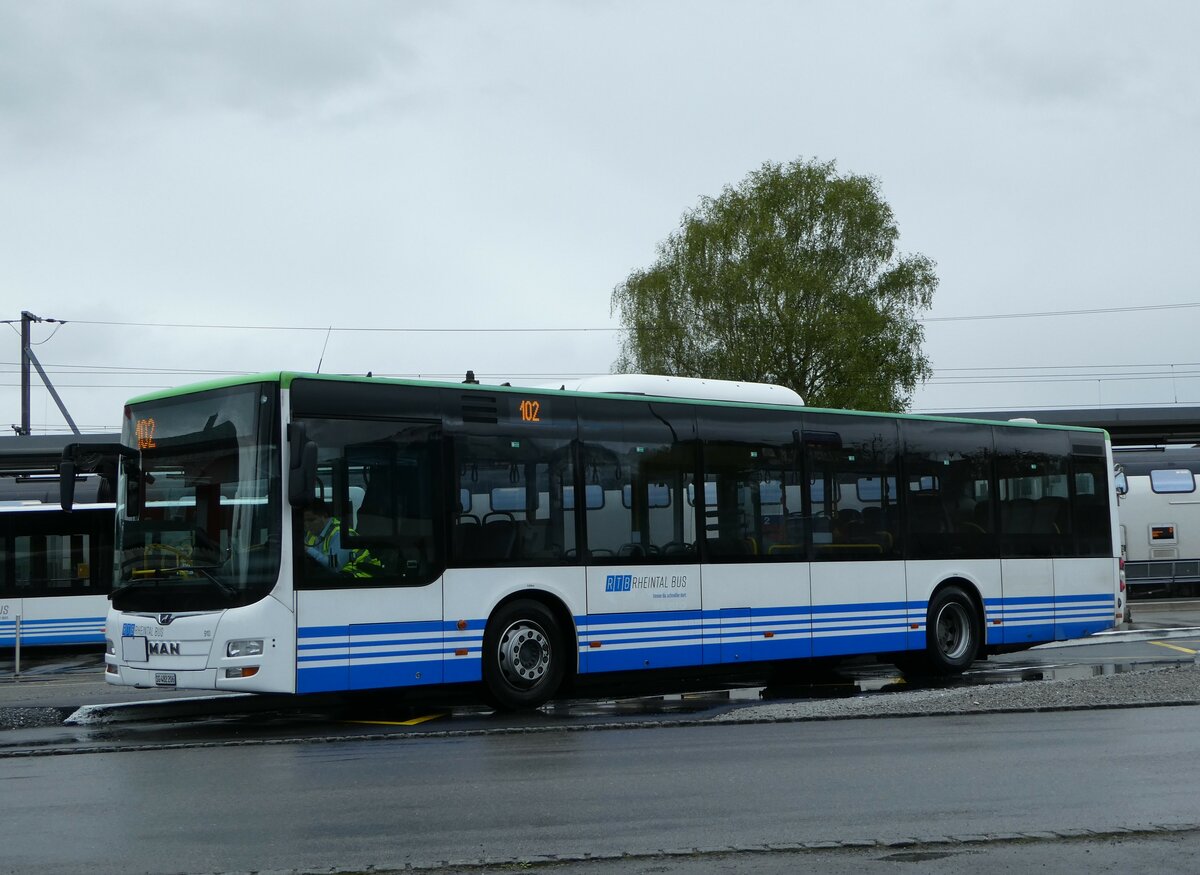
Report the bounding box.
[578,610,706,672]
[296,619,483,692]
[983,593,1115,644]
[0,616,106,647]
[578,605,913,670]
[297,620,445,638]
[294,591,1117,692]
[810,604,912,658]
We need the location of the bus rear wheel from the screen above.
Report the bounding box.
[482,600,565,710]
[896,586,979,677]
[926,586,979,674]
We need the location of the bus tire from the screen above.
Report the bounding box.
[482,600,564,710]
[924,586,979,675]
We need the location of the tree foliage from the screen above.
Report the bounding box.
[611,158,937,411]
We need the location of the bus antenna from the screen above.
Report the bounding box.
[316,326,332,374]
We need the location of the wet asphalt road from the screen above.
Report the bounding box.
[1,600,1198,874]
[2,703,1199,874]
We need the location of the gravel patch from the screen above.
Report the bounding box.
[713,662,1200,722]
[0,706,73,730]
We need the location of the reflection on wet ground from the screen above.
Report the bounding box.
[0,649,104,678]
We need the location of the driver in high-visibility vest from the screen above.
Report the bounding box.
[302,501,382,578]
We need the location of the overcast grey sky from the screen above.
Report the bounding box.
[3,0,1198,433]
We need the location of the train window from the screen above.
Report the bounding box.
[1150,469,1196,494]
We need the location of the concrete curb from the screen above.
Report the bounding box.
[247,823,1200,872]
[65,692,261,726]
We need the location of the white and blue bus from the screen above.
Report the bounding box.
[1,435,117,648]
[92,373,1122,707]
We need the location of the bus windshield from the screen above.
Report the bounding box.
[113,382,281,612]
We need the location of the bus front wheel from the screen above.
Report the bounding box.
[482,600,564,710]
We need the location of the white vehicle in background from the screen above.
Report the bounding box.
[1115,444,1200,599]
[0,435,119,648]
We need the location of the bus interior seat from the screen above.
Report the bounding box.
[661,541,695,558]
[972,501,992,533]
[1002,498,1035,533]
[453,515,485,562]
[767,543,804,556]
[706,535,749,558]
[1076,498,1107,532]
[1032,496,1069,534]
[518,519,562,560]
[814,542,884,559]
[480,512,517,560]
[859,506,896,546]
[353,477,402,573]
[906,493,948,533]
[835,509,864,540]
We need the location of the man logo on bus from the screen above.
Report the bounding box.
[605,574,632,592]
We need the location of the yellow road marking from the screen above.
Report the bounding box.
[1149,641,1198,655]
[346,712,445,726]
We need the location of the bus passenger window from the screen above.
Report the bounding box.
[450,430,574,567]
[579,400,697,562]
[295,417,444,587]
[805,416,900,561]
[994,426,1072,559]
[700,442,803,561]
[900,420,995,560]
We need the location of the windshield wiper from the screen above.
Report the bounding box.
[123,564,237,598]
[178,564,238,598]
[114,577,169,592]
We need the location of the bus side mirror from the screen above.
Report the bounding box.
[287,424,319,506]
[1114,471,1128,496]
[59,460,76,512]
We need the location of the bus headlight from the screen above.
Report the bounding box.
[226,639,264,658]
[105,638,116,656]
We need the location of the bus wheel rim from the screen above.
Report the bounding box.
[497,620,551,688]
[935,602,971,661]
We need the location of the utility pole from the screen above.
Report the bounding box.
[14,310,79,436]
[19,311,32,435]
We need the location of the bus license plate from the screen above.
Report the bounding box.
[155,672,177,687]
